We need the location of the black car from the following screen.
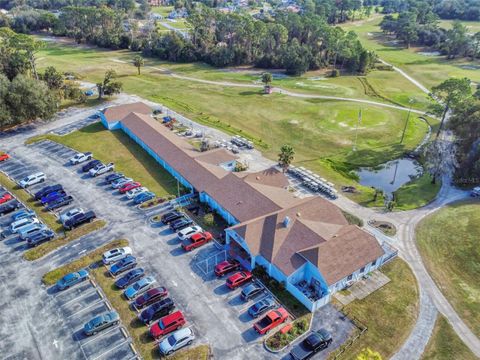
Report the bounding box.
[139,297,175,325]
[170,217,193,231]
[34,184,63,200]
[115,268,145,289]
[81,159,101,173]
[161,211,184,224]
[0,200,20,216]
[290,329,332,360]
[105,172,124,183]
[46,195,74,211]
[26,229,55,247]
[64,210,96,230]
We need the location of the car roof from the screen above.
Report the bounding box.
[173,327,192,339]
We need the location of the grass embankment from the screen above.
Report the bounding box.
[333,258,419,359]
[416,201,480,337]
[43,238,210,360]
[24,220,106,261]
[422,315,477,360]
[27,122,178,197]
[393,172,441,210]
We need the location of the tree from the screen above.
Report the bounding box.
[278,144,295,173]
[261,72,272,86]
[133,55,144,75]
[96,70,123,100]
[356,347,382,360]
[42,66,64,90]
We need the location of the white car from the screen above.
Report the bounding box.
[10,217,39,233]
[102,247,132,265]
[89,162,114,177]
[159,328,195,356]
[18,172,46,188]
[111,178,133,189]
[126,187,148,199]
[19,223,47,240]
[69,152,92,165]
[470,186,480,197]
[59,207,84,225]
[177,226,202,241]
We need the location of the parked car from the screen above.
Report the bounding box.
[253,307,288,334]
[226,271,253,289]
[133,191,155,205]
[26,229,55,247]
[150,310,185,339]
[181,231,212,251]
[214,259,241,277]
[161,210,184,224]
[0,192,12,204]
[248,296,277,318]
[11,209,35,222]
[40,190,67,205]
[133,286,168,309]
[89,162,114,177]
[69,152,92,165]
[124,276,156,300]
[105,172,124,184]
[470,186,480,197]
[170,217,193,231]
[111,177,133,189]
[126,187,148,200]
[19,223,47,240]
[139,297,175,325]
[64,210,96,230]
[0,200,20,216]
[177,226,202,241]
[56,270,89,290]
[83,311,119,336]
[102,247,132,265]
[290,329,333,360]
[0,153,10,162]
[109,255,137,276]
[115,268,145,289]
[158,327,195,356]
[81,159,101,173]
[18,172,46,188]
[34,184,62,200]
[119,181,141,194]
[10,217,39,234]
[59,207,84,225]
[241,283,264,301]
[45,195,74,211]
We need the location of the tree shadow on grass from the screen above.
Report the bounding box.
[239,91,261,96]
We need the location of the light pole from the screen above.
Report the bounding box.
[400,98,414,144]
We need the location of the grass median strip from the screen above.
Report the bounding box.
[24,219,106,261]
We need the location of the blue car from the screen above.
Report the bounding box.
[123,276,155,300]
[56,270,89,290]
[11,209,35,221]
[115,268,145,289]
[133,191,155,205]
[248,296,277,318]
[40,190,66,205]
[109,255,137,276]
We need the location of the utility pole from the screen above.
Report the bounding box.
[400,99,414,144]
[353,109,362,151]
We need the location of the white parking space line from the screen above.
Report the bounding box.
[59,288,98,306]
[89,339,129,360]
[80,325,121,347]
[66,299,105,319]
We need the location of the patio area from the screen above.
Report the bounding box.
[334,270,391,306]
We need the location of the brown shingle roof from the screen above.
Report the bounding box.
[103,102,151,123]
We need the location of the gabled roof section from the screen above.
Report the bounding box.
[103,102,151,123]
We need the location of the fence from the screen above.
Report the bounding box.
[332,311,368,359]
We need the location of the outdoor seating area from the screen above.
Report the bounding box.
[294,280,326,302]
[287,166,338,199]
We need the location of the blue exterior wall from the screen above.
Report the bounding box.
[225,229,253,270]
[199,192,238,226]
[99,113,121,130]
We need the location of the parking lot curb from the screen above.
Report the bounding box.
[129,343,139,357]
[120,327,128,339]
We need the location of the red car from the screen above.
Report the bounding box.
[226,271,252,289]
[181,231,212,251]
[150,311,186,339]
[133,287,168,309]
[214,259,241,277]
[0,153,10,162]
[119,182,141,194]
[0,193,13,204]
[254,307,288,334]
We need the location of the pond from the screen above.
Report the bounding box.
[357,158,423,197]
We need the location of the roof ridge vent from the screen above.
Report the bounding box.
[283,216,291,228]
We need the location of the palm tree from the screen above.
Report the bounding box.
[278,144,295,173]
[133,55,144,75]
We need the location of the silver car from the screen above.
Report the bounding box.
[158,327,195,356]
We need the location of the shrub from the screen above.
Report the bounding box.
[203,213,215,227]
[330,69,340,77]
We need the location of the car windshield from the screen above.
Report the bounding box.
[133,283,141,290]
[167,335,176,346]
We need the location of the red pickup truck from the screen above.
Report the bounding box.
[181,231,212,251]
[253,307,288,334]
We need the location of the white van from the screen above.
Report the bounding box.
[18,172,46,188]
[10,217,39,233]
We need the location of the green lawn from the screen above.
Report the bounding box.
[437,19,480,33]
[151,5,174,17]
[422,315,477,360]
[333,258,419,359]
[341,17,480,90]
[416,201,480,337]
[393,171,441,210]
[35,40,439,208]
[28,122,178,197]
